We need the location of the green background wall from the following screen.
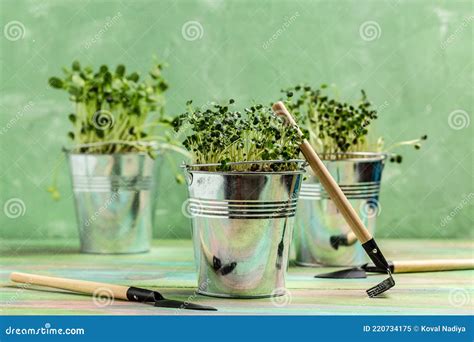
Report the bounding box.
[1,0,472,240]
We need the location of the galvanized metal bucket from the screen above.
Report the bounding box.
[184,160,305,298]
[294,152,387,266]
[66,144,157,254]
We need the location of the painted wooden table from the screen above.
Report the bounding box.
[1,239,472,315]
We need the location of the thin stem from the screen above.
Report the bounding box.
[385,138,423,151]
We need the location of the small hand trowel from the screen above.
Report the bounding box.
[10,272,217,311]
[315,259,474,279]
[272,102,395,298]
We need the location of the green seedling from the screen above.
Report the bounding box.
[283,84,427,161]
[172,100,303,172]
[47,60,190,199]
[48,59,180,154]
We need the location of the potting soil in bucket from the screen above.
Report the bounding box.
[184,161,305,298]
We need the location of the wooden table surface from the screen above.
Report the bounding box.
[1,239,472,315]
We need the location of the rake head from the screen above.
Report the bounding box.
[366,272,396,298]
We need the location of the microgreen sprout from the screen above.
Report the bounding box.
[172,100,303,171]
[47,60,190,199]
[283,84,427,162]
[49,60,176,154]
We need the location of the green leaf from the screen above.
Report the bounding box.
[175,174,185,184]
[72,74,85,87]
[149,65,162,79]
[115,64,126,77]
[67,85,82,97]
[112,78,123,90]
[103,71,112,84]
[49,59,171,154]
[72,60,81,71]
[127,72,139,82]
[158,81,168,91]
[48,77,63,89]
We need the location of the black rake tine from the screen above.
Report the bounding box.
[366,271,395,298]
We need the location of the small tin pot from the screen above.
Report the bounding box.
[184,160,305,298]
[65,144,157,254]
[294,152,387,266]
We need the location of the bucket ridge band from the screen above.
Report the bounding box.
[71,175,153,191]
[188,197,298,218]
[300,181,381,200]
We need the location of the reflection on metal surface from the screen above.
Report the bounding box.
[67,152,156,254]
[185,161,305,298]
[294,153,386,266]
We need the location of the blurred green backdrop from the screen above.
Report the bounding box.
[1,0,472,240]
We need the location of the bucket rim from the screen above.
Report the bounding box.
[319,152,388,162]
[184,159,307,175]
[63,141,159,156]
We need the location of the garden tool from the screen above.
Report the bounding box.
[315,259,474,279]
[272,101,395,297]
[330,231,358,250]
[10,272,217,311]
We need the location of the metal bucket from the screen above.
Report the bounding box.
[294,152,387,266]
[66,149,156,254]
[184,160,305,298]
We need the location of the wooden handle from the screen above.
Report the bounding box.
[346,231,358,245]
[272,101,372,243]
[10,272,129,300]
[393,259,474,273]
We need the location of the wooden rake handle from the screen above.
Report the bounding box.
[10,272,129,300]
[272,101,372,243]
[394,259,474,273]
[346,231,358,245]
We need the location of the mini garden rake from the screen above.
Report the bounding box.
[272,101,395,297]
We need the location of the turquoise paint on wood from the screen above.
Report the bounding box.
[1,239,473,315]
[0,0,472,239]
